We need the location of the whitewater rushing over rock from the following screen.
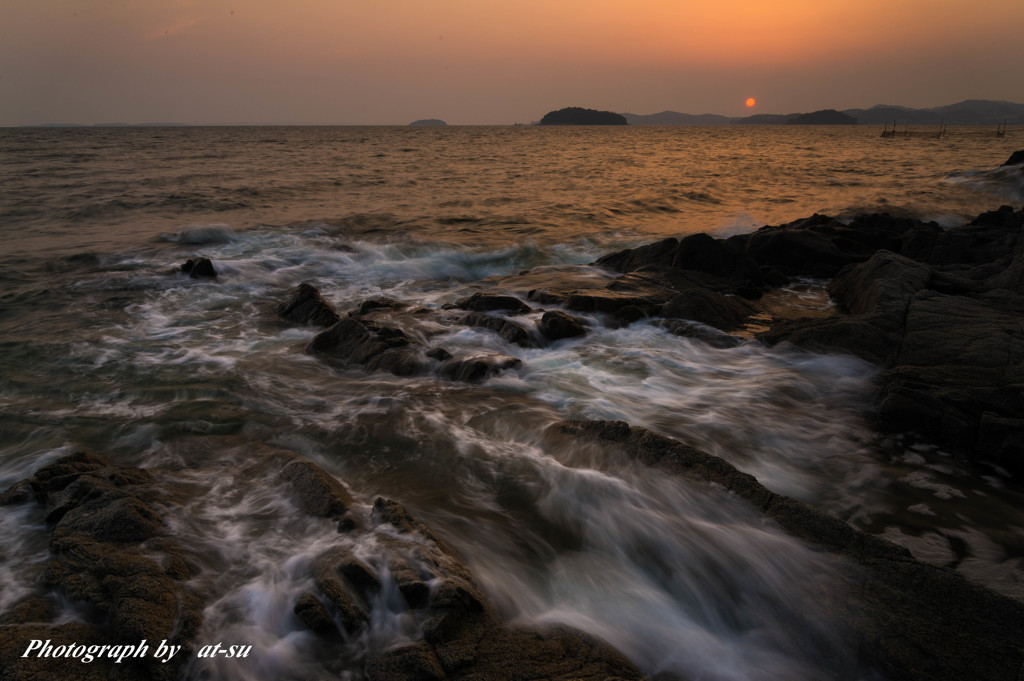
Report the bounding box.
[1,127,1023,681]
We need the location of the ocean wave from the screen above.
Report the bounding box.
[943,164,1024,203]
[158,224,240,245]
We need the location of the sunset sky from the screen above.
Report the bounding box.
[2,0,1022,125]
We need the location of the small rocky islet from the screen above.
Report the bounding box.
[2,152,1024,680]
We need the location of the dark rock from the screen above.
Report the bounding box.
[0,478,36,505]
[765,250,931,363]
[337,514,360,533]
[671,232,760,281]
[438,354,521,383]
[307,318,426,377]
[33,451,109,490]
[742,217,854,277]
[595,237,678,272]
[366,643,446,681]
[932,226,1020,269]
[0,453,203,681]
[293,592,338,634]
[538,310,587,341]
[353,297,407,316]
[313,556,371,634]
[339,558,381,593]
[968,204,1022,229]
[279,459,353,520]
[761,268,790,288]
[828,250,933,315]
[897,291,1023,368]
[657,320,741,349]
[759,211,1024,475]
[276,283,341,327]
[455,292,532,315]
[372,497,436,538]
[181,257,217,278]
[566,272,677,316]
[460,312,537,347]
[0,594,56,625]
[399,580,432,609]
[596,233,761,292]
[760,315,895,365]
[1002,150,1024,166]
[661,288,756,332]
[55,494,163,543]
[426,347,452,361]
[609,304,649,326]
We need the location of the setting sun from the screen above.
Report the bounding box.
[745,97,756,107]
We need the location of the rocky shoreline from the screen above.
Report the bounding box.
[2,155,1024,679]
[4,428,1024,680]
[277,191,1023,479]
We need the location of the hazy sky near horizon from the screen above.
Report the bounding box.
[2,0,1022,125]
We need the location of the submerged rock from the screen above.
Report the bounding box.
[460,311,537,347]
[439,353,522,383]
[657,319,742,348]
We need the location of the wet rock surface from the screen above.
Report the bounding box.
[760,207,1024,475]
[0,452,203,681]
[278,462,647,681]
[555,420,1024,681]
[438,353,522,383]
[3,450,647,681]
[276,282,342,327]
[537,310,587,341]
[1002,149,1024,166]
[285,207,1023,476]
[454,291,533,315]
[307,317,428,377]
[460,311,537,348]
[180,257,217,279]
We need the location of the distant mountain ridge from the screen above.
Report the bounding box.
[624,99,1024,125]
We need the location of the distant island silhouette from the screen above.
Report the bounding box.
[624,99,1023,126]
[539,107,628,125]
[409,119,447,127]
[788,109,857,125]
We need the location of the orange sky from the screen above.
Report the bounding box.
[1,0,1021,124]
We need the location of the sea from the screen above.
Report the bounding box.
[1,125,1023,681]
